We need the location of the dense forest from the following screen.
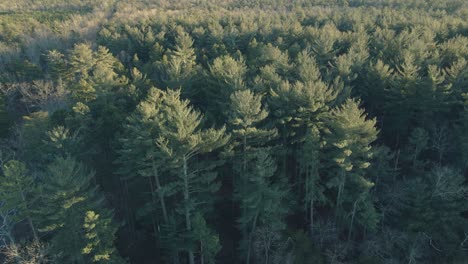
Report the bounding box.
[0,0,467,263]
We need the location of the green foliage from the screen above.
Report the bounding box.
[35,157,94,262]
[205,55,248,112]
[116,87,166,181]
[157,29,199,90]
[36,157,96,233]
[18,111,53,166]
[209,55,246,90]
[152,88,229,262]
[69,43,95,81]
[324,99,378,230]
[66,43,127,104]
[228,89,276,142]
[0,160,35,225]
[290,230,325,264]
[156,89,230,160]
[269,73,336,143]
[404,127,430,169]
[115,87,178,260]
[82,210,126,263]
[395,167,468,260]
[237,150,289,263]
[0,94,11,138]
[192,213,221,264]
[2,0,468,263]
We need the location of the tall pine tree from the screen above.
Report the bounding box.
[323,99,379,233]
[156,89,229,264]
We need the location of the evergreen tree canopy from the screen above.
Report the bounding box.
[1,0,467,262]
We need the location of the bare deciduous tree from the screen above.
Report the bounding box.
[17,81,69,113]
[431,124,450,165]
[2,240,53,264]
[0,206,16,248]
[252,226,293,264]
[430,167,467,200]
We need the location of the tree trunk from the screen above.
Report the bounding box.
[246,210,259,264]
[151,162,178,263]
[172,252,180,264]
[309,198,314,236]
[152,160,168,223]
[20,191,39,241]
[393,149,400,183]
[242,135,247,181]
[241,135,248,242]
[147,177,160,252]
[122,178,136,240]
[183,156,195,264]
[335,169,346,218]
[27,217,39,242]
[200,240,204,264]
[347,198,359,249]
[282,130,288,182]
[304,166,309,217]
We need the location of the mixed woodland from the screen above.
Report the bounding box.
[0,0,467,263]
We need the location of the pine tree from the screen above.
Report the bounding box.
[383,53,420,138]
[299,126,327,236]
[248,42,291,77]
[295,49,322,83]
[308,24,341,70]
[200,55,249,119]
[159,29,198,90]
[92,46,127,96]
[67,44,126,105]
[69,43,96,82]
[227,89,277,258]
[18,111,53,166]
[156,89,229,264]
[323,99,378,232]
[35,157,100,263]
[269,58,336,143]
[46,50,68,81]
[209,55,246,92]
[116,87,170,220]
[115,87,179,261]
[93,46,120,84]
[45,126,83,159]
[82,210,127,263]
[67,43,96,104]
[228,89,276,188]
[445,58,468,95]
[0,160,39,241]
[268,70,337,205]
[237,150,289,264]
[358,60,394,116]
[192,213,221,264]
